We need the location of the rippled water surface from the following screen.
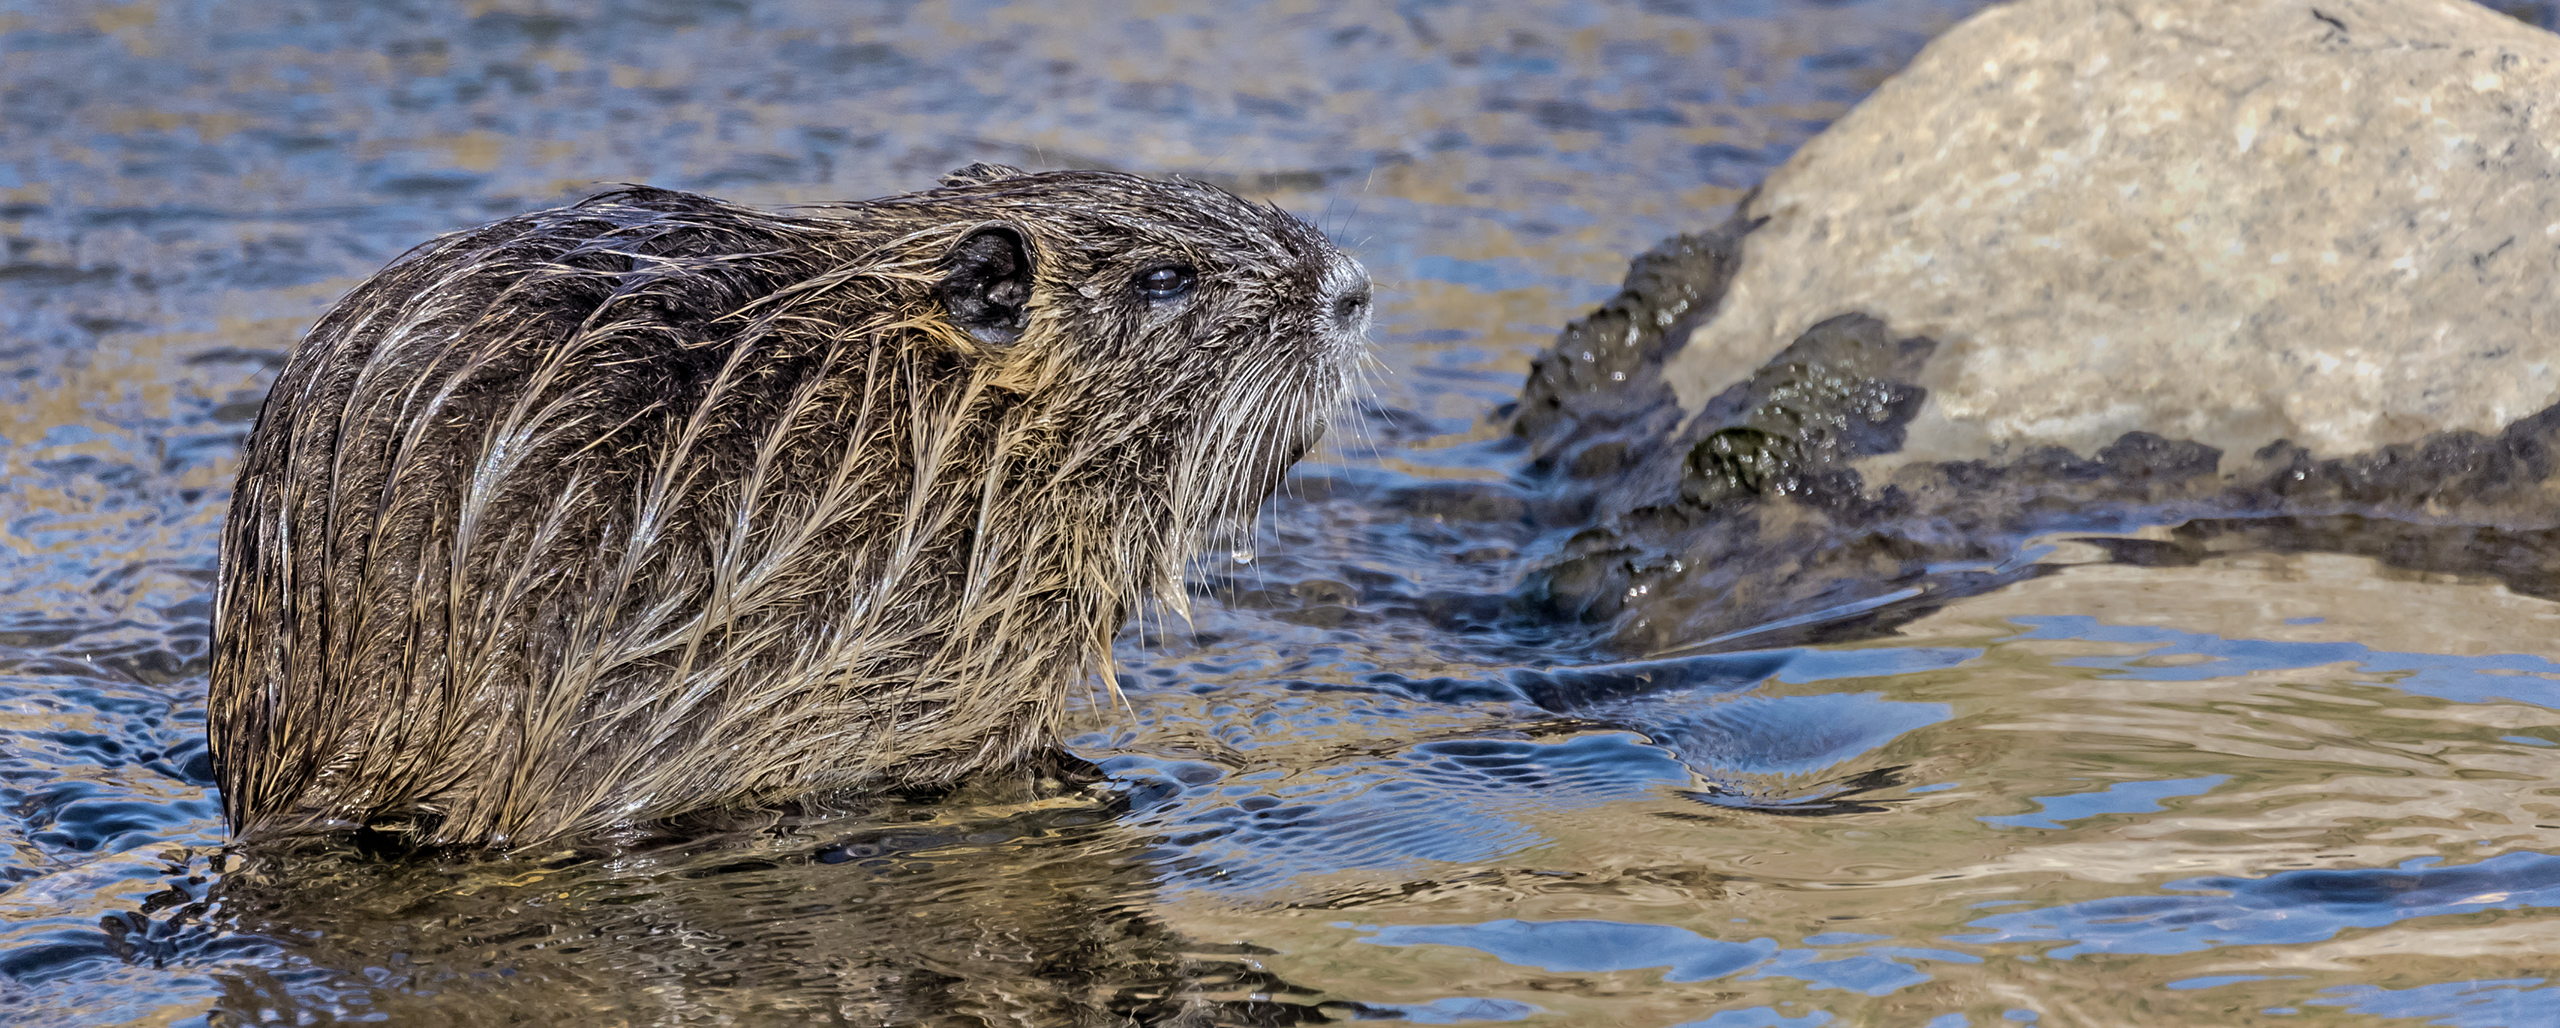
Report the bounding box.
[10,1,2560,1024]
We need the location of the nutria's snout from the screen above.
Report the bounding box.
[1326,256,1374,339]
[207,164,1363,848]
[1319,257,1375,394]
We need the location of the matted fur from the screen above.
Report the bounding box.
[209,168,1368,847]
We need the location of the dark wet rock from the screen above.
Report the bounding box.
[1509,0,2560,655]
[1513,222,1745,470]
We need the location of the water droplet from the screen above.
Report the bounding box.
[1231,548,1255,565]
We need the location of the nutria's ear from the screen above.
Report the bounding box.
[936,225,1033,346]
[938,163,1029,188]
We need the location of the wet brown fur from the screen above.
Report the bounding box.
[208,166,1369,847]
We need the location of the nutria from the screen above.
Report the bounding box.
[208,164,1372,848]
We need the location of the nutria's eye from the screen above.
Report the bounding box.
[1135,264,1195,302]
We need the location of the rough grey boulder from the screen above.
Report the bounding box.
[1507,0,2560,655]
[1673,0,2560,470]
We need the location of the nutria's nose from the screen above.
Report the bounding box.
[1328,260,1373,334]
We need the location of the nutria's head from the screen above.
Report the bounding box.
[209,166,1369,846]
[886,163,1372,589]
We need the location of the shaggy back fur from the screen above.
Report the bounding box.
[209,167,1370,847]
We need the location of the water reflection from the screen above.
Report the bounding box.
[2307,979,2560,1027]
[1980,775,2227,831]
[1959,851,2560,958]
[1131,549,2560,1024]
[1362,919,1778,984]
[191,802,1340,1026]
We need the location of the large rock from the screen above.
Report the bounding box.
[1674,0,2560,468]
[1508,0,2560,655]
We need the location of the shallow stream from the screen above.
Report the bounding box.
[8,1,2560,1024]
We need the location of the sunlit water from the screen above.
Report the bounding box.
[8,1,2560,1025]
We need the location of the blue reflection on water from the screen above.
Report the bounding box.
[1360,996,1544,1024]
[1360,918,1990,1000]
[1739,946,1930,996]
[1801,932,1888,945]
[1636,692,1953,779]
[1771,646,1982,684]
[1542,646,1965,810]
[1674,1009,1833,1028]
[1502,645,1979,711]
[1955,851,2560,958]
[1361,919,1777,982]
[1405,254,1559,293]
[1981,775,2228,831]
[1125,732,1696,893]
[2009,616,2560,706]
[2305,978,2560,1027]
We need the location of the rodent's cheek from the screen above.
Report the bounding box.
[1135,300,1201,335]
[1319,313,1371,365]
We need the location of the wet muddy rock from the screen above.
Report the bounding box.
[1513,0,2560,655]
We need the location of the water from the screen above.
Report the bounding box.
[7,0,2560,1024]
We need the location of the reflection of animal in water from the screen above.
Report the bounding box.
[208,164,1373,848]
[193,801,1339,1026]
